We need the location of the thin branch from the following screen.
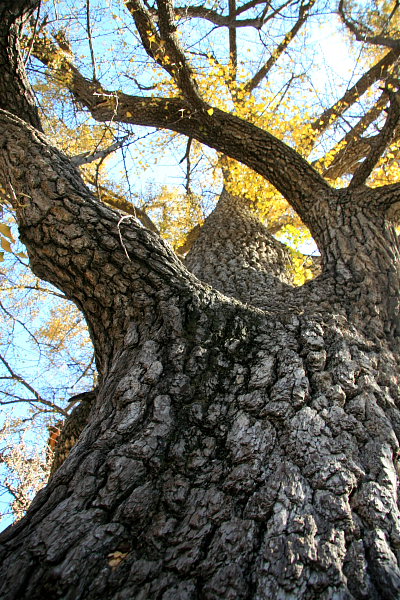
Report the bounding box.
[179,137,193,194]
[0,285,67,299]
[308,48,400,142]
[24,1,41,65]
[0,298,42,346]
[0,354,68,416]
[72,352,96,389]
[244,0,316,94]
[86,0,97,81]
[71,135,130,167]
[88,180,159,232]
[319,92,390,179]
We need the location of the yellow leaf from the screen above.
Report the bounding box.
[207,108,214,116]
[1,237,12,252]
[0,223,14,241]
[126,112,132,117]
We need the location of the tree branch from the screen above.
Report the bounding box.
[172,4,263,28]
[228,0,238,80]
[85,0,97,81]
[27,13,333,227]
[27,34,332,226]
[125,0,205,109]
[349,90,400,188]
[0,354,68,416]
[179,137,193,194]
[0,109,197,373]
[338,0,400,49]
[70,136,130,167]
[317,92,390,179]
[88,180,160,233]
[172,0,294,28]
[370,181,400,212]
[244,0,316,94]
[307,48,400,149]
[0,0,42,129]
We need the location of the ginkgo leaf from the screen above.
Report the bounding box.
[0,223,14,241]
[1,236,12,252]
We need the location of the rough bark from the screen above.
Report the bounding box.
[0,1,42,129]
[0,3,400,599]
[49,390,98,477]
[185,188,295,307]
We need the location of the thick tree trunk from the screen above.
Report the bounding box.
[1,3,400,598]
[185,188,295,307]
[1,263,400,600]
[1,114,399,599]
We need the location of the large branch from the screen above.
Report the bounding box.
[349,90,400,188]
[81,95,332,223]
[30,41,331,228]
[0,4,199,377]
[370,181,400,214]
[0,109,197,374]
[307,48,400,147]
[125,0,205,109]
[0,0,42,129]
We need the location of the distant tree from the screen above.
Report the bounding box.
[0,0,400,598]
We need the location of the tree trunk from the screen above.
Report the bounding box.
[1,117,399,598]
[1,3,400,599]
[185,188,295,308]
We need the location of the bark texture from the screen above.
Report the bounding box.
[0,3,400,599]
[0,1,41,129]
[1,108,400,600]
[185,188,294,307]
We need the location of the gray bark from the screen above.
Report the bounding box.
[1,109,399,600]
[185,188,295,308]
[0,2,400,599]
